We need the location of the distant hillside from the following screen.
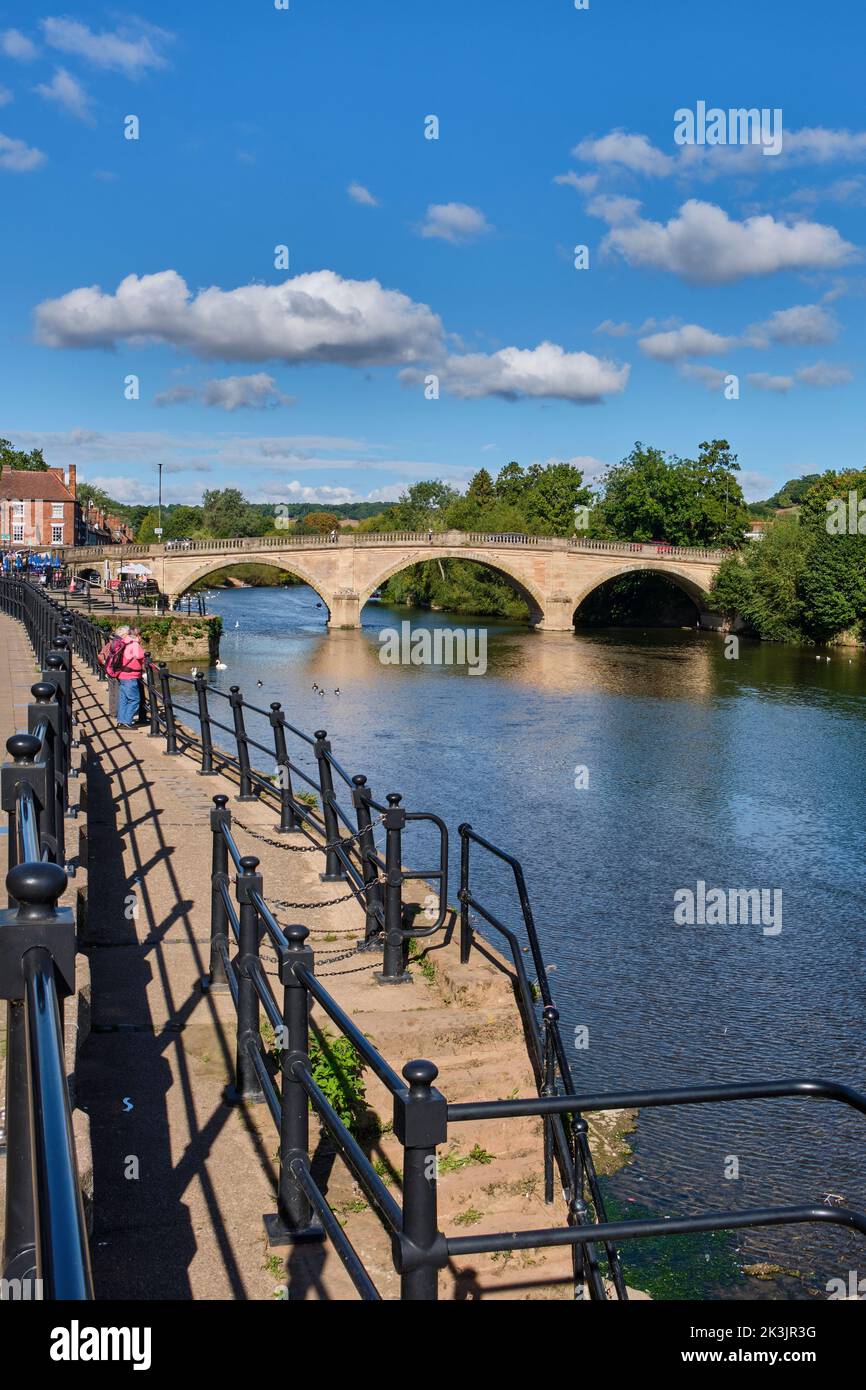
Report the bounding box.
[748,474,821,518]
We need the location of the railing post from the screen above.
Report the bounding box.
[227,854,265,1103]
[377,793,409,984]
[313,730,344,882]
[264,923,324,1246]
[44,652,71,781]
[1,861,77,1292]
[394,1060,447,1300]
[206,795,231,993]
[269,703,301,833]
[144,657,161,737]
[2,734,48,881]
[229,687,256,801]
[541,1006,558,1205]
[158,663,180,755]
[458,825,472,964]
[194,674,215,775]
[28,683,64,866]
[352,775,384,950]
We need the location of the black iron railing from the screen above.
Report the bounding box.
[145,661,449,984]
[0,581,93,1301]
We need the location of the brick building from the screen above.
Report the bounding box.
[0,465,82,551]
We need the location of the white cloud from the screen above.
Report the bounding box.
[745,303,838,347]
[594,319,634,337]
[418,202,492,243]
[784,127,866,164]
[35,68,92,122]
[155,372,294,411]
[739,470,777,500]
[795,361,853,387]
[573,130,674,177]
[404,342,630,403]
[572,124,866,184]
[639,323,738,361]
[679,364,730,391]
[365,483,407,503]
[35,268,445,365]
[0,132,46,172]
[586,193,642,224]
[0,86,13,107]
[553,170,599,193]
[1,29,38,62]
[347,181,378,206]
[6,429,449,491]
[601,199,856,284]
[40,17,171,76]
[746,372,794,394]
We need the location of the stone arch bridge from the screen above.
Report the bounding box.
[63,531,728,631]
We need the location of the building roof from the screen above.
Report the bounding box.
[0,467,74,502]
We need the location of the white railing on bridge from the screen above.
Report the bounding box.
[62,531,729,564]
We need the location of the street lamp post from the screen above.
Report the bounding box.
[155,462,164,542]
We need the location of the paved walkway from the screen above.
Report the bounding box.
[0,611,41,749]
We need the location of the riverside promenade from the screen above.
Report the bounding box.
[0,610,637,1301]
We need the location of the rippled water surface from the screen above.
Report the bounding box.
[184,584,866,1297]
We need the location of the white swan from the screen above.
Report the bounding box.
[215,660,227,670]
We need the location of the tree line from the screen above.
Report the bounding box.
[8,435,864,642]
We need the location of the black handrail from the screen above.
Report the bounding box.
[0,582,94,1301]
[202,808,446,1296]
[457,821,623,1298]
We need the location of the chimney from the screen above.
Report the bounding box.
[67,464,77,497]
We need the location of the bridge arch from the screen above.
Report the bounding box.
[171,555,333,616]
[570,563,712,623]
[357,548,548,626]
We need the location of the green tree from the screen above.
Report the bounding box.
[711,519,810,641]
[136,509,161,544]
[598,439,747,547]
[597,443,675,543]
[77,483,115,513]
[494,461,526,506]
[465,468,496,506]
[379,480,459,533]
[163,505,204,539]
[521,461,593,536]
[201,488,263,538]
[0,438,48,471]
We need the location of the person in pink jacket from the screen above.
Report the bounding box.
[116,627,145,728]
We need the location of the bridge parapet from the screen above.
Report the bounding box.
[63,530,730,565]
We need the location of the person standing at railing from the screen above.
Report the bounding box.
[115,625,145,728]
[98,624,129,719]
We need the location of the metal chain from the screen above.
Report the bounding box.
[271,891,357,910]
[261,945,367,974]
[234,815,384,857]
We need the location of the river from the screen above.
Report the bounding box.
[176,582,866,1299]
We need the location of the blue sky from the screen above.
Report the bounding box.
[1,0,864,510]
